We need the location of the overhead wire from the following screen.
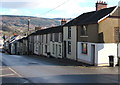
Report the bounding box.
[40,0,71,15]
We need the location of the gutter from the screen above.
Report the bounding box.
[98,6,118,23]
[98,14,110,23]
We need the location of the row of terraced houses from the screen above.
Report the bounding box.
[4,1,120,66]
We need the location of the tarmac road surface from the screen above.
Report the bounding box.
[0,52,119,84]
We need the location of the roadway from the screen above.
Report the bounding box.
[0,52,119,84]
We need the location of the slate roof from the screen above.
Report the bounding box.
[34,26,62,35]
[64,6,116,26]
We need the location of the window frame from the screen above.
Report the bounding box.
[52,44,55,54]
[80,25,88,36]
[50,33,52,41]
[59,45,61,56]
[59,33,62,42]
[68,41,71,54]
[81,43,88,54]
[46,34,48,43]
[114,27,120,43]
[68,26,71,39]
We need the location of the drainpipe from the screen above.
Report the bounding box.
[117,43,120,66]
[117,30,120,66]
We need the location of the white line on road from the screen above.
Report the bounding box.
[7,67,23,77]
[0,68,8,70]
[0,74,15,77]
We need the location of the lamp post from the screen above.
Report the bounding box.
[27,18,30,55]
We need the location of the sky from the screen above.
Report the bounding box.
[0,0,120,18]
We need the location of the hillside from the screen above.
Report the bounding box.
[1,15,62,36]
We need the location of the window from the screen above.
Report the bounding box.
[68,26,71,39]
[114,27,120,42]
[46,34,48,43]
[81,43,88,54]
[55,33,59,42]
[51,33,54,41]
[41,35,43,43]
[50,33,52,41]
[68,41,71,54]
[39,35,41,43]
[59,45,61,56]
[81,25,87,36]
[59,33,62,42]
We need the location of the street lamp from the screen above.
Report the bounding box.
[27,18,30,55]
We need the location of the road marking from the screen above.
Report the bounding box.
[0,74,15,77]
[7,67,22,77]
[0,68,8,70]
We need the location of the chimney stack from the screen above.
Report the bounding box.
[96,1,107,11]
[35,27,42,31]
[61,18,67,25]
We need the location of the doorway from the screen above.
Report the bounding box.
[56,44,58,58]
[64,41,66,58]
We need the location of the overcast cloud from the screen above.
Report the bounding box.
[0,0,119,18]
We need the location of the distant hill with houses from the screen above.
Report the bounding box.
[0,15,71,36]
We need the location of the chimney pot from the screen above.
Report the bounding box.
[61,18,67,25]
[96,0,107,11]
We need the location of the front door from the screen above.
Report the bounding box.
[64,41,66,58]
[91,45,95,65]
[56,44,58,58]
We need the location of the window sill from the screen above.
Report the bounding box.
[81,53,88,55]
[68,37,71,39]
[68,52,71,55]
[80,36,88,37]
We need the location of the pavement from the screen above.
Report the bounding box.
[0,52,119,84]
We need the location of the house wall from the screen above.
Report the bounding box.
[20,42,24,55]
[11,43,15,54]
[118,43,120,57]
[34,35,39,55]
[33,32,62,58]
[42,34,50,56]
[96,43,118,66]
[50,42,62,58]
[0,39,4,48]
[63,26,77,60]
[23,39,28,54]
[77,42,97,65]
[99,17,119,43]
[77,42,118,66]
[77,24,98,43]
[29,35,34,54]
[16,42,20,54]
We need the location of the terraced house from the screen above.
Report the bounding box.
[4,1,120,66]
[31,25,63,58]
[63,1,120,66]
